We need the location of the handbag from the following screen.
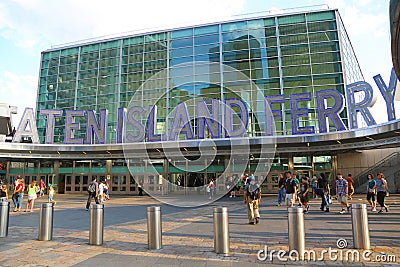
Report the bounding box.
[14,192,20,198]
[328,195,333,204]
[206,186,210,193]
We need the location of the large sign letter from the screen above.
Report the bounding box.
[264,95,284,136]
[290,93,315,135]
[116,108,125,144]
[316,89,346,133]
[169,102,194,141]
[224,99,248,138]
[373,68,398,121]
[346,82,376,129]
[39,109,63,144]
[12,108,39,143]
[196,99,220,139]
[86,109,107,144]
[126,106,145,142]
[64,110,84,144]
[148,105,166,142]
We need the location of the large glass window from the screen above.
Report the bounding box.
[37,10,360,140]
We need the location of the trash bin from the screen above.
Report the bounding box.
[0,201,10,237]
[38,202,54,241]
[288,207,305,255]
[351,203,370,249]
[147,206,162,250]
[213,207,230,255]
[89,204,104,245]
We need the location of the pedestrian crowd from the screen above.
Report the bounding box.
[0,176,56,213]
[217,170,391,226]
[275,171,390,214]
[85,176,110,210]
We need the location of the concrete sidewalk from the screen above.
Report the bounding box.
[0,193,399,266]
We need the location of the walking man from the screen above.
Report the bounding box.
[318,173,330,212]
[284,171,297,207]
[277,173,285,206]
[311,175,318,199]
[299,176,310,213]
[336,173,350,214]
[86,176,99,210]
[244,176,261,225]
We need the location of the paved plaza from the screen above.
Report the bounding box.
[0,193,399,266]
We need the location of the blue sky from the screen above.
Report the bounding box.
[0,0,395,126]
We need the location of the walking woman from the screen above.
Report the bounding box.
[376,173,389,213]
[25,180,38,212]
[12,177,24,212]
[366,174,377,211]
[208,178,215,199]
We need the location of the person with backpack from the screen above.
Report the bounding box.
[86,176,99,211]
[244,175,261,225]
[284,171,297,207]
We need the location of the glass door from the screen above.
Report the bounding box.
[111,174,127,193]
[73,175,82,192]
[65,174,72,192]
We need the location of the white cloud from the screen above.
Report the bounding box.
[0,71,37,126]
[340,6,387,38]
[325,0,396,122]
[357,0,373,7]
[0,0,246,50]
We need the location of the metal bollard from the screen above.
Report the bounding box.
[288,207,305,255]
[0,201,10,237]
[0,197,7,202]
[38,202,54,241]
[213,207,230,255]
[89,204,104,245]
[351,203,370,249]
[147,206,162,250]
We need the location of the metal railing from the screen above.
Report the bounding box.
[353,152,400,190]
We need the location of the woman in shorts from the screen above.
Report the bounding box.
[366,174,376,211]
[25,180,38,212]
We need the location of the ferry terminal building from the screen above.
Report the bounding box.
[2,7,400,197]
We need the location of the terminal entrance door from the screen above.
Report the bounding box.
[64,174,89,193]
[129,174,142,194]
[72,174,89,192]
[111,174,127,193]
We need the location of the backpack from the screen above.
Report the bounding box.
[87,182,96,193]
[318,178,329,191]
[247,183,260,200]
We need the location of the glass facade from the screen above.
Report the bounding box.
[36,9,362,143]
